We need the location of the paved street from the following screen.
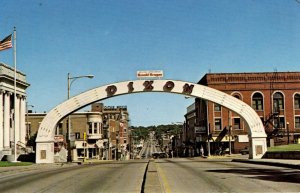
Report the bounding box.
[0,157,299,193]
[0,161,148,193]
[150,158,300,193]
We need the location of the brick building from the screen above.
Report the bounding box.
[185,72,300,155]
[91,103,130,160]
[27,103,130,162]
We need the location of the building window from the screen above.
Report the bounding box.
[214,118,222,131]
[233,93,241,100]
[27,123,32,138]
[99,123,103,135]
[214,104,221,112]
[56,123,63,135]
[274,117,285,129]
[75,132,80,139]
[233,118,241,130]
[294,94,300,109]
[273,92,284,112]
[295,117,300,128]
[94,122,98,134]
[252,92,263,111]
[88,122,92,134]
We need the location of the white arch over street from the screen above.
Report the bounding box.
[36,80,267,163]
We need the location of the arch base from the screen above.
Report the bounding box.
[249,137,267,159]
[36,141,55,163]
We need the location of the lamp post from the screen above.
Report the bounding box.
[67,73,94,162]
[172,122,183,157]
[26,102,34,141]
[206,100,211,156]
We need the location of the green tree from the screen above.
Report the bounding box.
[27,132,37,151]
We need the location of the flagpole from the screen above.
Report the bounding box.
[13,27,18,162]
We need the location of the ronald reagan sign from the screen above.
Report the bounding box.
[137,70,163,79]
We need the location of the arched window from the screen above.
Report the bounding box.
[232,92,242,100]
[273,92,284,112]
[294,93,300,109]
[252,92,263,111]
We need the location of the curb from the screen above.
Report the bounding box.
[232,159,300,169]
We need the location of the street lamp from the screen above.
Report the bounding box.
[26,102,34,141]
[171,122,183,157]
[67,73,94,162]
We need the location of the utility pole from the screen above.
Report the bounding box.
[287,122,290,145]
[228,110,232,155]
[206,100,211,156]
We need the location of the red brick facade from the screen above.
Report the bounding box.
[188,72,300,154]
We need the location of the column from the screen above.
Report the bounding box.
[19,96,26,145]
[36,141,55,163]
[3,92,11,148]
[14,95,20,146]
[0,90,3,150]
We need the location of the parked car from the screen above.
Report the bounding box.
[152,152,167,159]
[240,148,249,155]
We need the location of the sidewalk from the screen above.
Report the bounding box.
[195,154,300,169]
[0,162,77,173]
[232,157,300,169]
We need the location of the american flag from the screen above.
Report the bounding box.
[0,34,13,51]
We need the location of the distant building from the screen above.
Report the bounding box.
[28,102,130,162]
[0,63,30,161]
[91,103,130,160]
[185,72,300,155]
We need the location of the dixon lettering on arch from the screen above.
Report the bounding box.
[105,80,195,97]
[163,81,175,92]
[127,82,134,93]
[106,85,117,96]
[183,83,194,95]
[143,80,154,91]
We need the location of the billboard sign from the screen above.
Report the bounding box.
[137,70,163,79]
[195,126,206,133]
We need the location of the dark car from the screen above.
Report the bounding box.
[152,152,167,159]
[240,148,249,155]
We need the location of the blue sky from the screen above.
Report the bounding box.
[1,0,300,126]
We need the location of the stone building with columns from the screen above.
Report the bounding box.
[0,63,30,161]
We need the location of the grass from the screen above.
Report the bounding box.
[0,161,33,167]
[268,143,300,152]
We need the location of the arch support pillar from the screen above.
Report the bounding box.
[249,136,267,159]
[36,141,54,163]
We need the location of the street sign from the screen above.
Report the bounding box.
[2,149,12,155]
[96,140,104,148]
[83,132,87,140]
[137,70,163,79]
